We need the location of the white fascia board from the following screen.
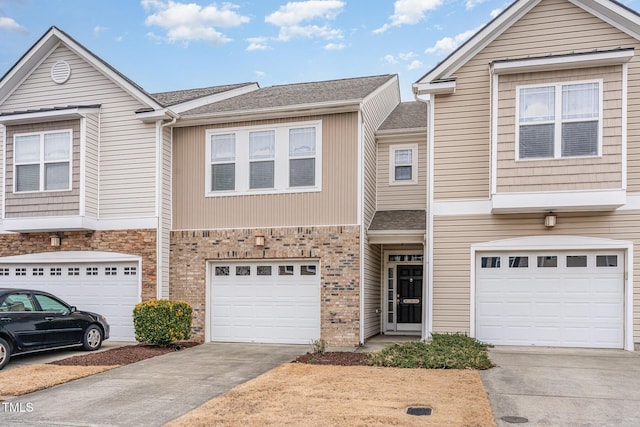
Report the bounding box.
[368,231,425,245]
[135,109,178,122]
[491,189,626,213]
[415,0,542,84]
[0,107,101,125]
[570,0,640,41]
[433,199,493,216]
[0,216,158,232]
[491,49,634,75]
[169,84,260,114]
[413,80,456,96]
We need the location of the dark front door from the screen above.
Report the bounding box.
[397,265,423,324]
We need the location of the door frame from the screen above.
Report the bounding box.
[383,250,424,334]
[470,235,634,351]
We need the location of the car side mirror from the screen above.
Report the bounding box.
[70,306,77,313]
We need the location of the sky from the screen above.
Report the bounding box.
[0,0,637,101]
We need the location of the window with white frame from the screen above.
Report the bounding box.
[14,130,72,192]
[206,121,321,196]
[389,144,418,185]
[517,80,601,160]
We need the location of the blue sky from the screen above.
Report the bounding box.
[1,0,634,101]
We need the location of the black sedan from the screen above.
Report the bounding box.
[0,288,110,369]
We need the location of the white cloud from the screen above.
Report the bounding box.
[265,0,345,41]
[115,36,124,42]
[141,0,249,45]
[0,17,26,34]
[93,26,107,36]
[374,0,443,33]
[324,42,345,50]
[383,54,397,64]
[246,36,270,51]
[465,0,485,10]
[425,27,479,55]
[408,59,423,70]
[255,70,266,78]
[490,8,503,18]
[398,51,416,61]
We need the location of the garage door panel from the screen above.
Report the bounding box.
[210,260,320,344]
[476,250,624,349]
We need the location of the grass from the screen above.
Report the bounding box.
[367,333,494,369]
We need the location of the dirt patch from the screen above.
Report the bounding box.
[295,351,370,366]
[50,342,199,366]
[0,364,117,397]
[167,363,495,427]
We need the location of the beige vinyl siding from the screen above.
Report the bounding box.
[0,125,3,217]
[84,113,99,218]
[496,66,622,192]
[1,44,157,218]
[160,126,171,297]
[172,114,359,229]
[433,0,640,199]
[432,210,640,343]
[4,120,80,217]
[361,77,400,340]
[376,133,427,210]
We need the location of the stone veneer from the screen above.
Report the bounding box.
[170,225,361,346]
[0,229,157,300]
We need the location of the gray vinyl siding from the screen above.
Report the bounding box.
[360,77,401,339]
[84,113,99,218]
[0,44,157,219]
[4,120,80,217]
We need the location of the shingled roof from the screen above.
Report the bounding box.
[180,74,396,116]
[369,210,426,231]
[151,83,256,106]
[378,101,427,131]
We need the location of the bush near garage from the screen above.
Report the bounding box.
[133,299,192,346]
[367,333,494,369]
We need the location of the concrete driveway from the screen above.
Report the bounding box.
[1,342,306,426]
[481,347,640,426]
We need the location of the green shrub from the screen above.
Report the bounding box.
[367,333,493,370]
[133,299,192,345]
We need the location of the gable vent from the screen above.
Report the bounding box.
[51,60,71,84]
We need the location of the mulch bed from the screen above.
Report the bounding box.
[294,351,371,366]
[50,342,200,366]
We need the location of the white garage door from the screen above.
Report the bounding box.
[210,260,320,344]
[476,251,624,348]
[0,256,140,341]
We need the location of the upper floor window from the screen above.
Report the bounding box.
[517,80,601,160]
[206,121,321,196]
[389,144,418,185]
[14,130,72,192]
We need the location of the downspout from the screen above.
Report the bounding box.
[414,92,433,341]
[357,106,365,346]
[156,111,178,300]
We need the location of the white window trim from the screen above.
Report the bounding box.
[13,129,73,193]
[205,120,322,197]
[515,79,603,161]
[389,143,418,185]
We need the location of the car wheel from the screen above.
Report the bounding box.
[83,325,103,351]
[0,337,11,370]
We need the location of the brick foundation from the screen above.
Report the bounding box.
[170,225,361,346]
[0,229,158,300]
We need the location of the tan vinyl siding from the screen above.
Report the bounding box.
[433,0,640,199]
[4,120,80,217]
[0,125,3,217]
[172,114,358,229]
[361,78,400,340]
[1,44,157,218]
[160,126,171,297]
[84,113,99,218]
[376,133,427,210]
[496,66,622,192]
[432,210,640,343]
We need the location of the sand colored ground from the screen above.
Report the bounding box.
[168,363,495,427]
[0,364,117,397]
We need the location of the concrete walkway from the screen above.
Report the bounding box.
[1,342,306,426]
[481,346,640,426]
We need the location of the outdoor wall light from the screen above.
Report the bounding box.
[50,235,61,247]
[255,233,265,247]
[544,212,557,228]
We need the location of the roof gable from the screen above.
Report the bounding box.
[414,0,640,93]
